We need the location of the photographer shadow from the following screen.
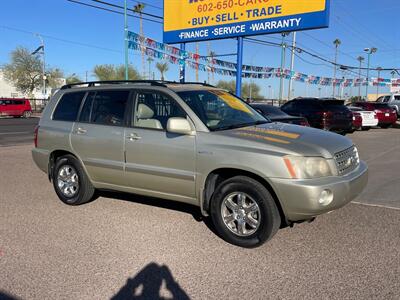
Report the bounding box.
[111,263,190,300]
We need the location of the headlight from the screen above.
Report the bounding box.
[283,156,337,179]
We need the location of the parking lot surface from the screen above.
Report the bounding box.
[0,128,399,299]
[0,118,39,146]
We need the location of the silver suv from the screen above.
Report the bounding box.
[32,81,368,247]
[377,94,400,117]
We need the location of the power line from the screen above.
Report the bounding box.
[66,0,163,24]
[0,24,141,56]
[91,0,163,19]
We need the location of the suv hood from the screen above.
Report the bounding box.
[216,122,353,158]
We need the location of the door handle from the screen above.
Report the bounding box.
[76,127,87,135]
[126,133,141,141]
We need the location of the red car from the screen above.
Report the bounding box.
[351,102,397,128]
[0,98,32,118]
[351,111,363,132]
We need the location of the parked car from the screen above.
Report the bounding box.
[281,98,353,134]
[350,102,397,128]
[347,106,378,130]
[32,81,368,248]
[376,94,400,117]
[0,98,32,118]
[250,103,310,127]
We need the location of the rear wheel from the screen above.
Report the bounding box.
[210,176,281,248]
[361,127,371,131]
[23,111,32,118]
[380,124,391,129]
[52,154,96,205]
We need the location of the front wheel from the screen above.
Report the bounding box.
[210,176,281,248]
[23,111,32,118]
[52,154,96,205]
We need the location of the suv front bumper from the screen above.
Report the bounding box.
[270,161,368,222]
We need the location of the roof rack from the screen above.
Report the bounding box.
[60,80,168,90]
[60,80,217,90]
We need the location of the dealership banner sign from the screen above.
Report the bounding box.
[163,0,330,44]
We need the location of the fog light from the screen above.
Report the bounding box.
[318,189,333,206]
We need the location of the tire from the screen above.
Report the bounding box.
[52,154,96,205]
[23,111,32,118]
[380,124,391,129]
[361,127,371,131]
[210,176,281,248]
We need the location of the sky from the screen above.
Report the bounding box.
[1,0,399,98]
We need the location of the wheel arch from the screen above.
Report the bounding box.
[202,168,288,228]
[48,150,89,183]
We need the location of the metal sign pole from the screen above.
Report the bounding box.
[180,43,186,83]
[124,0,128,80]
[236,37,244,97]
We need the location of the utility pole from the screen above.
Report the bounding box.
[364,47,377,100]
[279,32,289,101]
[376,67,382,98]
[288,32,296,100]
[195,42,199,82]
[333,39,341,98]
[124,0,128,80]
[34,34,46,98]
[357,56,364,99]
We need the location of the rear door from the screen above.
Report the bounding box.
[124,89,196,199]
[71,90,130,186]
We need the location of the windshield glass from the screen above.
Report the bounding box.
[177,90,268,131]
[251,104,287,117]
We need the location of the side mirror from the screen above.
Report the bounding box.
[167,117,195,135]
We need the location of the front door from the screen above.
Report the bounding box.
[124,90,196,200]
[71,90,130,186]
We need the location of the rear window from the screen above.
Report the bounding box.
[321,101,348,111]
[252,104,287,116]
[53,92,86,122]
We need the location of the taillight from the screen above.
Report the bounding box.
[317,111,332,118]
[34,125,39,148]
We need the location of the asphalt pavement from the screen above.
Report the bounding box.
[0,117,39,146]
[0,127,399,299]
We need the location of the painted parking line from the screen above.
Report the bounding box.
[352,201,400,211]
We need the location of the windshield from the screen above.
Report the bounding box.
[177,90,268,131]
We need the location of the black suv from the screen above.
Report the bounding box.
[281,98,353,134]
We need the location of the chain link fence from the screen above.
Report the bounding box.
[28,99,50,113]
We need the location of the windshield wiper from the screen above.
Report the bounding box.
[213,120,269,131]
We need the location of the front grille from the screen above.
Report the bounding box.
[334,146,360,175]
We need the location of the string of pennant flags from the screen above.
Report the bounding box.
[128,32,400,88]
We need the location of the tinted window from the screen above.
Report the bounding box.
[13,100,24,105]
[91,90,129,126]
[394,96,400,101]
[134,91,186,129]
[281,101,296,111]
[53,92,86,121]
[252,104,287,117]
[297,100,322,111]
[79,92,96,123]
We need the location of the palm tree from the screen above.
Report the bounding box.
[156,62,169,81]
[209,51,216,84]
[333,39,341,97]
[147,57,154,80]
[133,3,146,78]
